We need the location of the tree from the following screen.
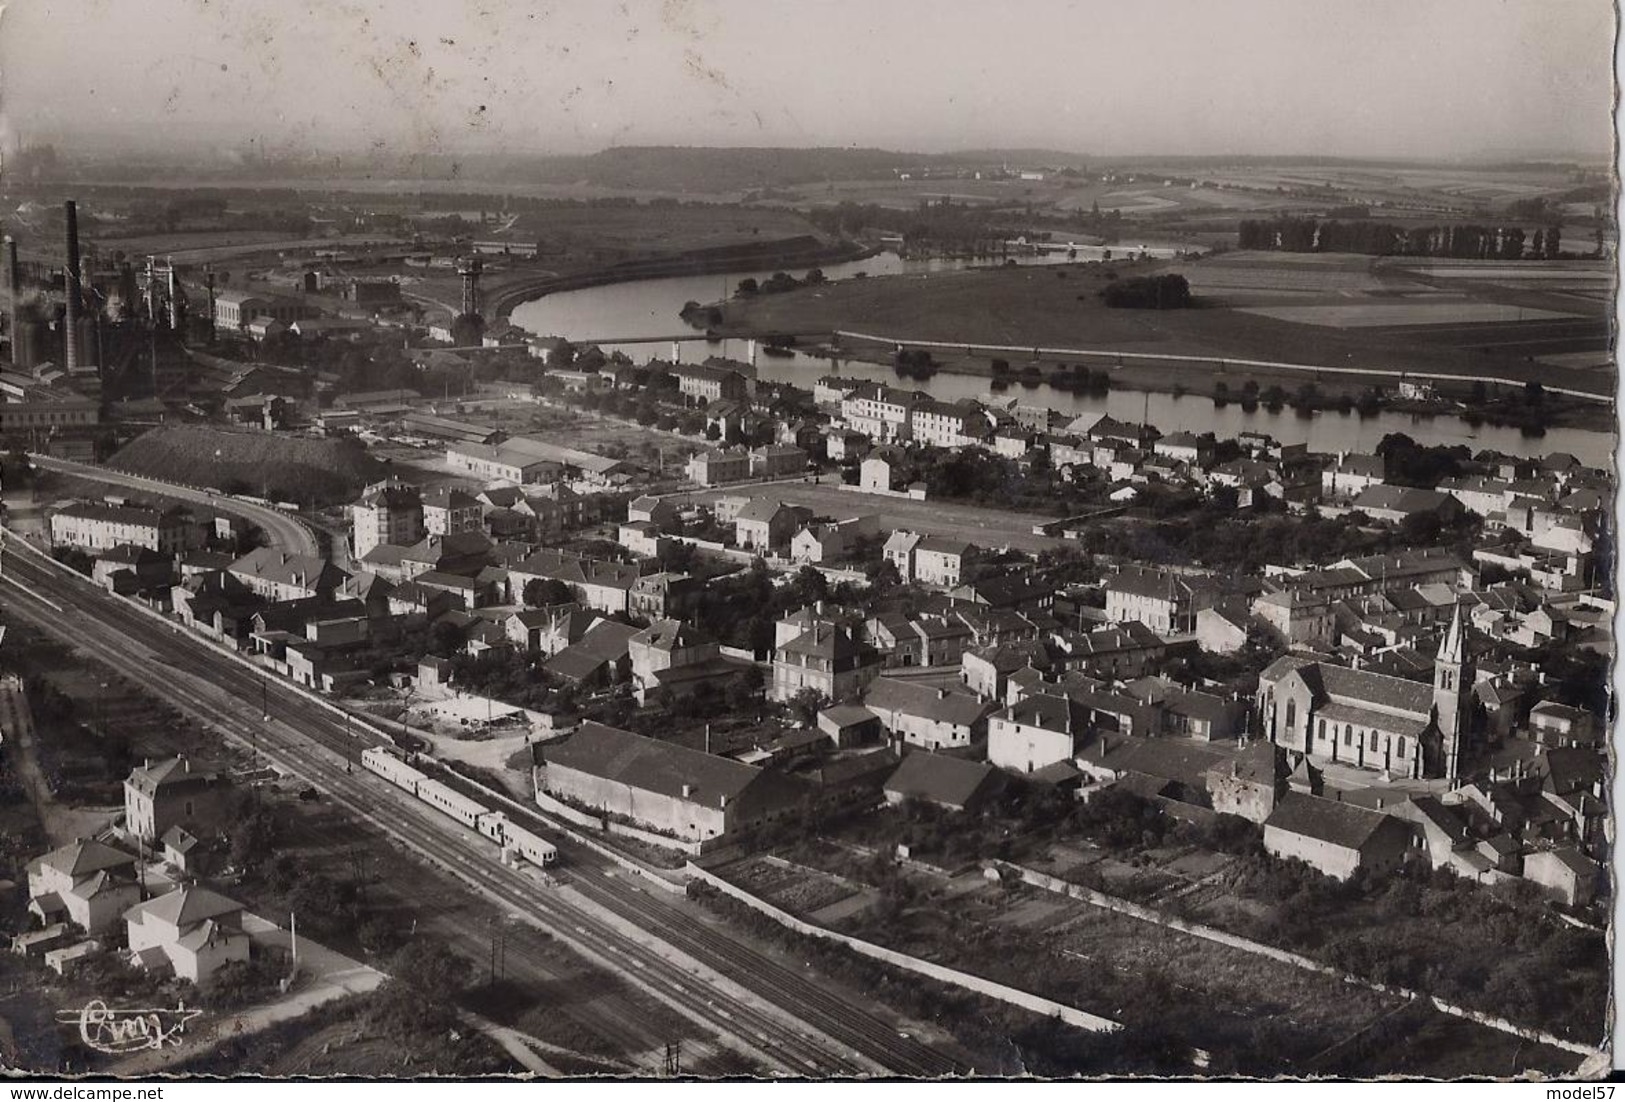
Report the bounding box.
[523,578,575,607]
[735,277,759,298]
[786,687,827,727]
[369,938,473,1036]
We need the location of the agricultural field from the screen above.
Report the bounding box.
[717,252,1615,402]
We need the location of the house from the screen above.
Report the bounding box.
[988,692,1089,774]
[1195,603,1251,655]
[1350,484,1464,526]
[1204,742,1283,824]
[1528,701,1599,748]
[123,886,251,983]
[883,753,1003,813]
[675,362,749,404]
[961,640,1054,701]
[536,722,810,845]
[50,502,189,555]
[629,571,704,620]
[91,545,177,597]
[1152,432,1215,468]
[841,384,920,444]
[351,481,424,560]
[910,399,990,449]
[1252,589,1335,648]
[1104,568,1222,634]
[882,530,921,578]
[1522,847,1600,907]
[543,619,639,688]
[627,495,680,527]
[1262,793,1416,881]
[507,551,641,616]
[124,756,233,845]
[228,547,348,602]
[421,486,484,538]
[771,620,881,703]
[1322,453,1386,501]
[912,537,974,587]
[791,524,849,565]
[735,500,807,553]
[860,452,905,493]
[26,840,141,936]
[817,703,884,747]
[688,449,751,487]
[863,677,996,751]
[628,619,747,705]
[749,444,808,479]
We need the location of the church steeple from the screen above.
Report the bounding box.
[1433,603,1471,781]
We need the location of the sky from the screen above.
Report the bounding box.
[0,0,1615,161]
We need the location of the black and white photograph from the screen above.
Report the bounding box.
[0,0,1614,1086]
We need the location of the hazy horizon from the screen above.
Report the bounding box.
[0,0,1615,163]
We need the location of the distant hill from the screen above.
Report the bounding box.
[108,424,385,508]
[555,146,983,192]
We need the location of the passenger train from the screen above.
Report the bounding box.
[361,745,559,869]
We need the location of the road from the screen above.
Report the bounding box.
[29,454,321,558]
[675,475,1067,555]
[0,542,964,1078]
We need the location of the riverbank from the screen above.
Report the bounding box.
[709,259,1614,432]
[488,237,879,322]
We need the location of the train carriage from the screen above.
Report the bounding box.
[499,820,559,869]
[361,745,428,794]
[413,776,491,830]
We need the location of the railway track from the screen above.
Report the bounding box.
[0,546,956,1077]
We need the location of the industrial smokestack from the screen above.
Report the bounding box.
[5,236,19,367]
[63,200,81,373]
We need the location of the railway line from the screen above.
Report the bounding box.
[0,543,964,1077]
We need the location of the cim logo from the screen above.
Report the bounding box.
[56,1000,203,1055]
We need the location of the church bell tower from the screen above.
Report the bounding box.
[1433,604,1472,781]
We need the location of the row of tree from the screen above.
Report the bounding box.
[1238,217,1562,259]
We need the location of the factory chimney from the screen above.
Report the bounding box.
[205,265,217,342]
[63,200,81,373]
[5,236,19,367]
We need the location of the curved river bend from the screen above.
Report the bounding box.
[510,250,1615,468]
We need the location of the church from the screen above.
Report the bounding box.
[1254,606,1472,782]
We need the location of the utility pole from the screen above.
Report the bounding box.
[663,1041,681,1077]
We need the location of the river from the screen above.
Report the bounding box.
[509,250,1616,468]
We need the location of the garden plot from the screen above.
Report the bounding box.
[717,855,861,916]
[1239,301,1580,328]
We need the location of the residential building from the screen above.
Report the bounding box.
[749,444,808,479]
[912,537,974,587]
[124,886,251,983]
[675,363,749,404]
[910,400,989,449]
[228,548,348,602]
[351,481,423,560]
[1262,793,1415,881]
[735,500,806,553]
[50,502,188,555]
[123,756,233,846]
[1104,568,1221,634]
[863,677,995,750]
[1322,453,1386,501]
[988,692,1088,773]
[771,621,880,703]
[687,449,751,487]
[421,485,483,538]
[841,384,920,444]
[26,840,141,936]
[883,753,1003,813]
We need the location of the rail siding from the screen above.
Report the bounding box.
[686,862,1120,1034]
[833,329,1611,402]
